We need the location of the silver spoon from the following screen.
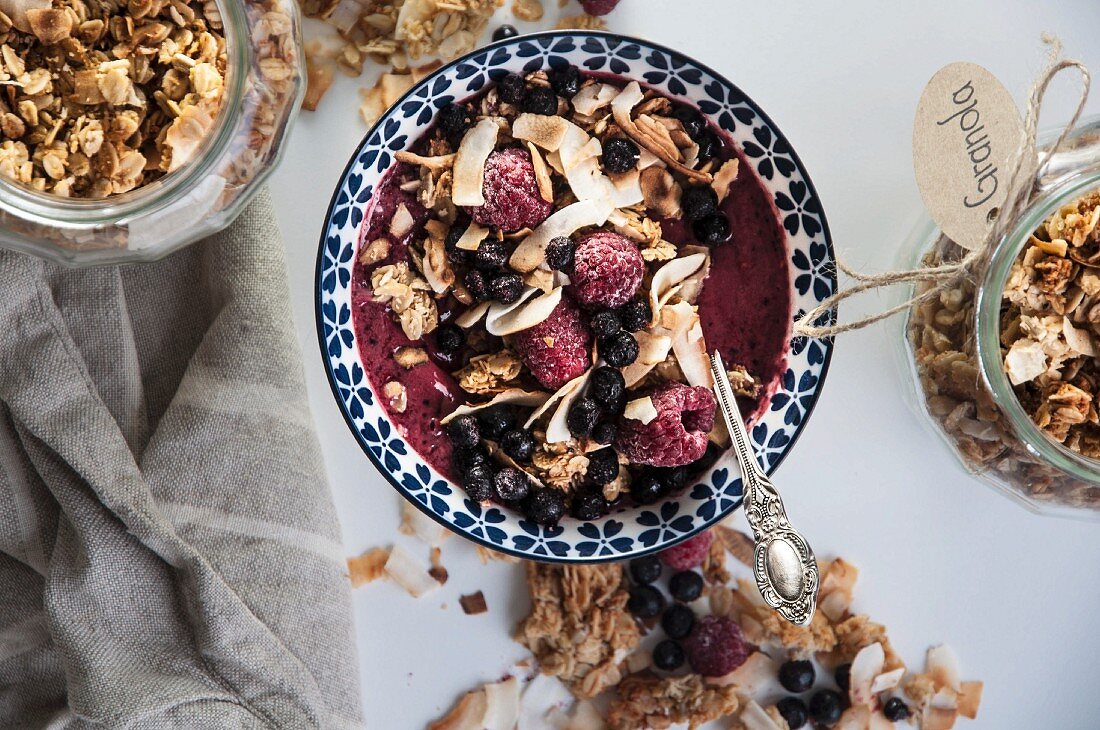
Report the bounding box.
[709,351,819,626]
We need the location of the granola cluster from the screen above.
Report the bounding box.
[909,190,1100,508]
[0,0,229,197]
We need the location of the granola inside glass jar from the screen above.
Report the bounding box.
[901,116,1100,516]
[0,0,303,264]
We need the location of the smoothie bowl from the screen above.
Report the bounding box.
[316,32,835,562]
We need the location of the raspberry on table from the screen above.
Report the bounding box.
[683,615,750,677]
[571,230,644,310]
[580,0,620,15]
[616,382,717,467]
[659,530,713,570]
[467,148,553,232]
[510,297,592,390]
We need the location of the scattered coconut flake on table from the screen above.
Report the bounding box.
[459,591,488,615]
[452,118,500,206]
[346,546,390,588]
[399,500,449,546]
[383,544,442,598]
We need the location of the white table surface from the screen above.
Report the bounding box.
[268,2,1100,727]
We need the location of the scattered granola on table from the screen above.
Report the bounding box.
[909,189,1100,508]
[430,526,983,729]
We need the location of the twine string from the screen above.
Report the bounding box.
[793,36,1092,340]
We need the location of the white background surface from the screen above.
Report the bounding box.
[268,2,1100,727]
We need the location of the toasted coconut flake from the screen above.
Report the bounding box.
[389,203,416,239]
[384,544,441,598]
[396,150,456,175]
[456,222,490,251]
[26,7,71,43]
[640,166,682,217]
[927,645,961,692]
[380,72,415,106]
[429,688,489,730]
[870,667,905,694]
[347,546,390,588]
[957,681,982,719]
[649,253,708,318]
[0,0,50,33]
[513,113,571,150]
[819,557,859,621]
[486,287,563,336]
[623,395,658,424]
[712,158,740,201]
[428,546,448,585]
[460,590,488,615]
[510,199,615,272]
[542,370,593,443]
[621,331,673,387]
[671,305,712,387]
[1004,339,1047,384]
[527,142,555,203]
[923,705,959,730]
[359,86,387,126]
[441,389,551,425]
[524,267,557,293]
[572,83,619,116]
[565,700,603,730]
[612,82,711,183]
[455,300,491,329]
[740,699,784,730]
[422,235,455,293]
[1063,315,1097,356]
[849,642,886,707]
[399,500,448,546]
[452,118,499,206]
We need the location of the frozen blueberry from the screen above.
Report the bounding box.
[439,103,473,143]
[434,323,465,355]
[549,65,581,97]
[489,272,524,303]
[446,414,480,449]
[629,555,662,584]
[601,137,640,174]
[631,472,666,505]
[652,639,685,670]
[589,366,625,410]
[463,464,494,501]
[545,236,575,271]
[498,72,526,104]
[453,445,489,471]
[586,448,619,485]
[501,428,536,462]
[572,490,611,520]
[776,697,809,729]
[592,420,618,445]
[567,397,601,438]
[477,407,516,440]
[590,310,622,341]
[695,129,720,164]
[672,105,705,139]
[464,269,490,301]
[522,86,558,116]
[661,603,695,639]
[657,465,689,492]
[693,213,730,244]
[444,225,471,264]
[524,487,565,525]
[493,467,530,502]
[834,663,851,693]
[618,298,652,332]
[778,660,815,694]
[492,24,518,41]
[809,690,844,725]
[600,332,639,367]
[669,570,704,602]
[682,185,719,221]
[474,239,508,271]
[883,698,910,722]
[626,584,664,618]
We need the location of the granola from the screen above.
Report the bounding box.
[909,189,1100,508]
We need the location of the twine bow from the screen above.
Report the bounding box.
[792,35,1092,340]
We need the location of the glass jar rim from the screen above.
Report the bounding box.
[0,0,250,226]
[976,165,1100,486]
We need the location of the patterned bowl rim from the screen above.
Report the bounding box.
[314,30,836,563]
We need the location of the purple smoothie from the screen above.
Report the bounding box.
[349,85,790,482]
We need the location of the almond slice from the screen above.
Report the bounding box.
[441,389,551,425]
[526,141,554,203]
[510,199,615,272]
[452,118,499,206]
[712,158,740,201]
[623,395,658,424]
[486,287,563,336]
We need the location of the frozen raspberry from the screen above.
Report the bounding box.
[466,148,553,232]
[511,297,592,390]
[616,382,716,467]
[571,230,644,309]
[659,530,713,570]
[580,0,620,15]
[684,615,750,677]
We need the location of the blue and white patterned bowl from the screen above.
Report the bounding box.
[316,31,835,563]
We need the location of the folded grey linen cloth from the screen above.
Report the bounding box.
[0,190,364,729]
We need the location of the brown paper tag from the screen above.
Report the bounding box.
[913,62,1025,250]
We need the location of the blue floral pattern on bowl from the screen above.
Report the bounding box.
[315,31,836,563]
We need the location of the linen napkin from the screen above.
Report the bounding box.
[0,190,365,729]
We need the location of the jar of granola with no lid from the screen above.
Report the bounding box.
[0,0,303,265]
[899,116,1100,517]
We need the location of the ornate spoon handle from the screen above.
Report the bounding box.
[710,352,819,626]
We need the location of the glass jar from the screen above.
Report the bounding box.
[0,0,304,266]
[898,115,1100,517]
